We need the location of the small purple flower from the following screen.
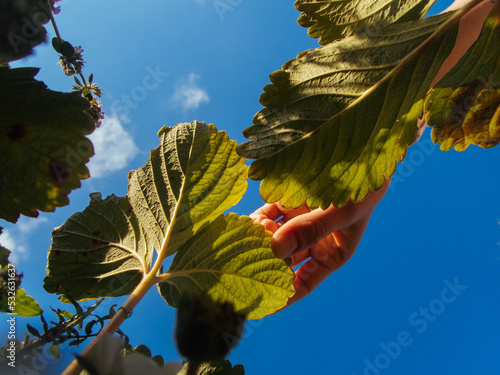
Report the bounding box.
[58,46,85,76]
[50,0,63,14]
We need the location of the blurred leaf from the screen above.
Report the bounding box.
[134,344,152,358]
[151,355,165,367]
[0,67,95,223]
[296,0,436,45]
[239,13,459,209]
[159,214,295,320]
[0,0,50,64]
[26,324,40,337]
[425,9,500,150]
[50,344,60,360]
[0,228,9,266]
[179,360,245,375]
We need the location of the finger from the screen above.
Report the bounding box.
[272,180,390,258]
[249,203,284,222]
[287,241,351,305]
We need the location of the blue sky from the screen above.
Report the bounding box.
[2,0,500,374]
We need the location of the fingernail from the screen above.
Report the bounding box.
[272,232,297,258]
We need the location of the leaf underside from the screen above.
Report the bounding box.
[45,121,293,318]
[0,67,95,223]
[425,9,500,151]
[44,194,147,300]
[159,214,295,320]
[295,0,437,45]
[239,12,458,209]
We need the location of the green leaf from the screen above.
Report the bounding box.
[43,193,149,300]
[0,288,43,316]
[44,122,270,303]
[50,344,61,360]
[0,0,50,64]
[295,0,436,45]
[0,67,96,223]
[425,9,500,151]
[239,13,459,209]
[127,121,248,257]
[159,213,295,320]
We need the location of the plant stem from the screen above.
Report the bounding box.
[61,274,160,375]
[47,1,63,43]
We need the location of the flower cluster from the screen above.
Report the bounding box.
[57,45,85,76]
[50,0,63,15]
[52,36,104,127]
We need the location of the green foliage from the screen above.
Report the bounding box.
[239,10,460,209]
[425,9,500,150]
[295,0,437,44]
[0,0,51,64]
[0,67,96,223]
[44,121,294,319]
[159,213,294,319]
[0,228,42,316]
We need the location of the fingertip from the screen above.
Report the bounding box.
[272,231,298,258]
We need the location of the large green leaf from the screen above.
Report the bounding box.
[0,67,95,223]
[159,214,295,320]
[295,0,436,45]
[44,194,149,300]
[128,122,248,257]
[239,13,459,209]
[425,9,500,151]
[44,122,293,318]
[240,13,453,160]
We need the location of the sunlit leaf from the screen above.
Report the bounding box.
[295,0,436,45]
[45,122,291,319]
[159,214,295,320]
[425,9,500,151]
[44,193,148,300]
[0,288,43,317]
[239,13,459,209]
[0,67,95,223]
[128,121,248,257]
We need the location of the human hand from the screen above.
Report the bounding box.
[250,179,391,306]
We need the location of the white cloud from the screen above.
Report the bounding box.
[88,115,139,178]
[169,73,209,111]
[0,216,48,265]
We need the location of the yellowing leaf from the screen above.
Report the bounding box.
[425,9,500,151]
